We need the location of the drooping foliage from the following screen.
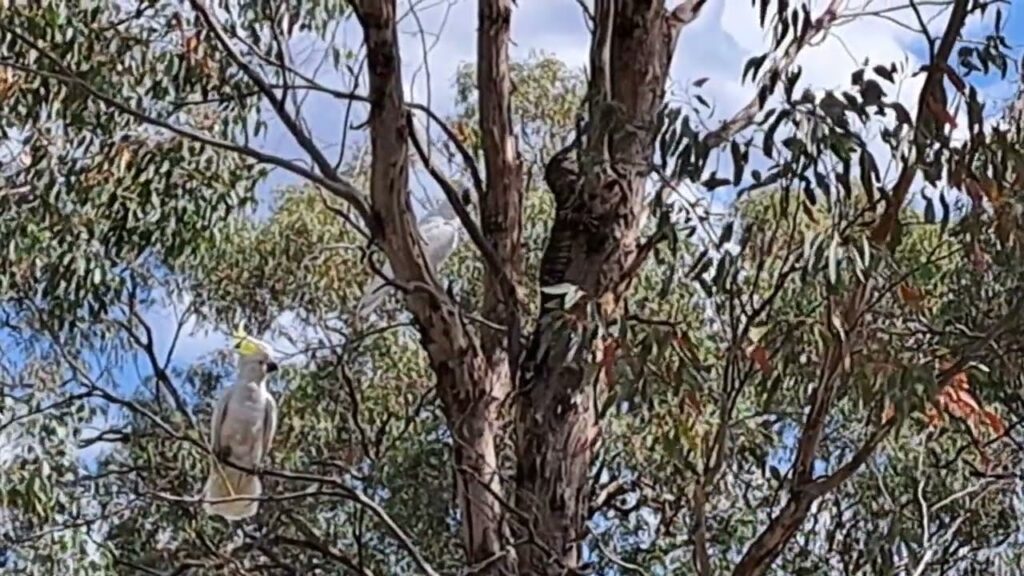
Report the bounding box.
[3,2,1024,575]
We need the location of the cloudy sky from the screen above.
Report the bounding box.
[5,1,1023,462]
[180,0,1024,359]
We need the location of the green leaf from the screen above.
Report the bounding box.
[742,53,769,84]
[872,64,895,83]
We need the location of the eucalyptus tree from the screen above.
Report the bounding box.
[3,1,1024,575]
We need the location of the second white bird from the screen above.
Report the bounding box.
[357,200,463,316]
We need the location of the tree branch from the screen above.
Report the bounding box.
[477,0,526,383]
[732,299,1024,576]
[187,0,372,226]
[869,0,970,246]
[0,53,369,231]
[406,112,517,305]
[703,0,842,149]
[352,1,510,572]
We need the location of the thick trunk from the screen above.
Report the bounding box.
[353,0,510,571]
[441,1,524,572]
[515,351,606,572]
[478,0,524,352]
[435,355,510,573]
[513,2,705,572]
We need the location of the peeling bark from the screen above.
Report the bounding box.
[475,5,523,566]
[513,2,706,573]
[478,0,524,350]
[352,0,510,571]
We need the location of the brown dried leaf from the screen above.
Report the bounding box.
[898,282,926,309]
[600,339,619,386]
[982,409,1006,436]
[982,179,1003,204]
[881,401,895,424]
[184,34,200,59]
[970,243,990,272]
[745,344,772,376]
[678,390,702,418]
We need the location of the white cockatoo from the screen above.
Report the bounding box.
[356,198,463,316]
[202,329,279,521]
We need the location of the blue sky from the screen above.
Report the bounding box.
[0,3,1022,573]
[4,0,1024,472]
[237,0,1024,348]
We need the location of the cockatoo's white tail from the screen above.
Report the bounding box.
[202,465,262,521]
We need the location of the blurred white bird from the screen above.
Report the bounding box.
[202,329,279,521]
[357,200,462,316]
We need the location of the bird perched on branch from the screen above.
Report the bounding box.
[356,198,464,317]
[202,328,279,521]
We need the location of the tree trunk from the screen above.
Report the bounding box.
[355,1,709,573]
[353,0,511,572]
[475,2,523,564]
[513,2,705,572]
[478,0,524,352]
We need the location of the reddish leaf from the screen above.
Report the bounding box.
[600,339,618,384]
[931,370,1005,437]
[981,179,1003,204]
[898,282,926,309]
[184,34,200,59]
[881,402,895,424]
[926,96,957,128]
[982,409,1006,436]
[678,390,702,418]
[995,207,1016,245]
[965,179,985,203]
[745,344,772,376]
[673,333,696,354]
[949,369,970,391]
[970,243,990,272]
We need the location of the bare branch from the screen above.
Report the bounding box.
[187,0,372,225]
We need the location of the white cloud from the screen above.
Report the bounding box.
[134,291,310,369]
[129,1,1016,375]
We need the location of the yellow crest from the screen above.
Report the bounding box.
[231,325,264,357]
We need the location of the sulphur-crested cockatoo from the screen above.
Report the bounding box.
[202,329,279,521]
[357,199,462,316]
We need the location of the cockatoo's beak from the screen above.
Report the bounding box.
[266,360,279,373]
